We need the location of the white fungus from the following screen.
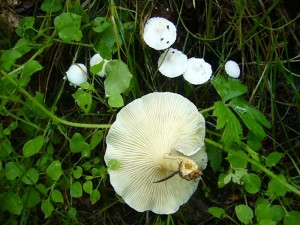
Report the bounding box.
[183,57,212,85]
[89,53,109,77]
[105,92,207,214]
[225,60,240,78]
[66,63,87,86]
[143,17,177,50]
[158,48,188,78]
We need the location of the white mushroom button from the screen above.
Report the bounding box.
[183,57,212,85]
[225,60,240,78]
[65,63,87,86]
[104,92,207,214]
[143,17,177,50]
[158,48,188,78]
[89,53,109,77]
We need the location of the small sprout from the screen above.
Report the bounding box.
[225,60,240,78]
[66,63,88,87]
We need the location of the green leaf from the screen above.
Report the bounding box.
[19,60,43,86]
[231,168,248,184]
[83,181,93,194]
[90,130,104,150]
[70,181,83,198]
[41,0,62,13]
[243,173,261,194]
[72,89,92,114]
[93,17,110,33]
[213,101,243,147]
[21,168,39,185]
[0,50,22,71]
[267,174,288,196]
[68,207,77,219]
[230,98,270,139]
[1,192,23,215]
[247,131,263,151]
[14,38,32,54]
[41,199,54,218]
[212,75,248,101]
[0,138,13,157]
[23,135,44,157]
[265,152,283,167]
[5,161,24,180]
[227,151,248,168]
[51,189,64,203]
[108,93,124,108]
[256,204,274,222]
[208,207,226,219]
[22,187,40,209]
[235,204,253,224]
[54,13,83,42]
[217,173,227,188]
[283,211,300,225]
[271,205,284,222]
[15,16,36,39]
[105,60,133,97]
[72,166,83,179]
[90,189,101,204]
[67,0,89,23]
[108,159,121,170]
[46,160,62,181]
[70,133,90,153]
[206,144,222,172]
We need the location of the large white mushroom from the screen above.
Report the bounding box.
[183,57,212,85]
[143,17,177,50]
[158,48,188,78]
[65,63,87,86]
[104,92,207,214]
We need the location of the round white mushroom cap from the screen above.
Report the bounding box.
[89,53,109,77]
[183,57,212,85]
[158,48,188,78]
[143,17,177,50]
[66,63,87,86]
[225,60,240,78]
[104,92,207,214]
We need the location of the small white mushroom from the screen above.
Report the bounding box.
[65,63,87,86]
[225,60,240,78]
[104,92,207,214]
[158,48,188,78]
[89,53,109,77]
[143,17,177,50]
[183,57,212,85]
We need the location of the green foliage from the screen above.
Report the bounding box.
[235,204,253,224]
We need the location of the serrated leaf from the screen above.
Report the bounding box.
[230,98,270,139]
[83,181,93,194]
[72,89,92,114]
[21,168,39,185]
[235,204,253,224]
[212,76,248,101]
[70,181,82,198]
[90,130,104,150]
[265,152,283,167]
[208,207,226,219]
[19,60,43,86]
[41,0,62,13]
[22,187,40,209]
[105,60,133,97]
[213,101,243,147]
[23,135,44,157]
[90,189,101,204]
[243,173,261,194]
[54,13,82,42]
[51,189,64,203]
[46,160,62,181]
[1,192,23,215]
[41,199,54,218]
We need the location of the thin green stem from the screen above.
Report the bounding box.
[1,70,111,129]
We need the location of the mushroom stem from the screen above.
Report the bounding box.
[160,154,202,181]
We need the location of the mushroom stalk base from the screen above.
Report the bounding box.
[160,154,202,182]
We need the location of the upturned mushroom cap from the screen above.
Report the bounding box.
[104,92,206,214]
[66,63,87,86]
[89,53,109,77]
[225,60,240,78]
[158,48,188,78]
[143,17,177,50]
[183,57,212,85]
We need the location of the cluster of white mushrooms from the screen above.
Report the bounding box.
[65,53,109,87]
